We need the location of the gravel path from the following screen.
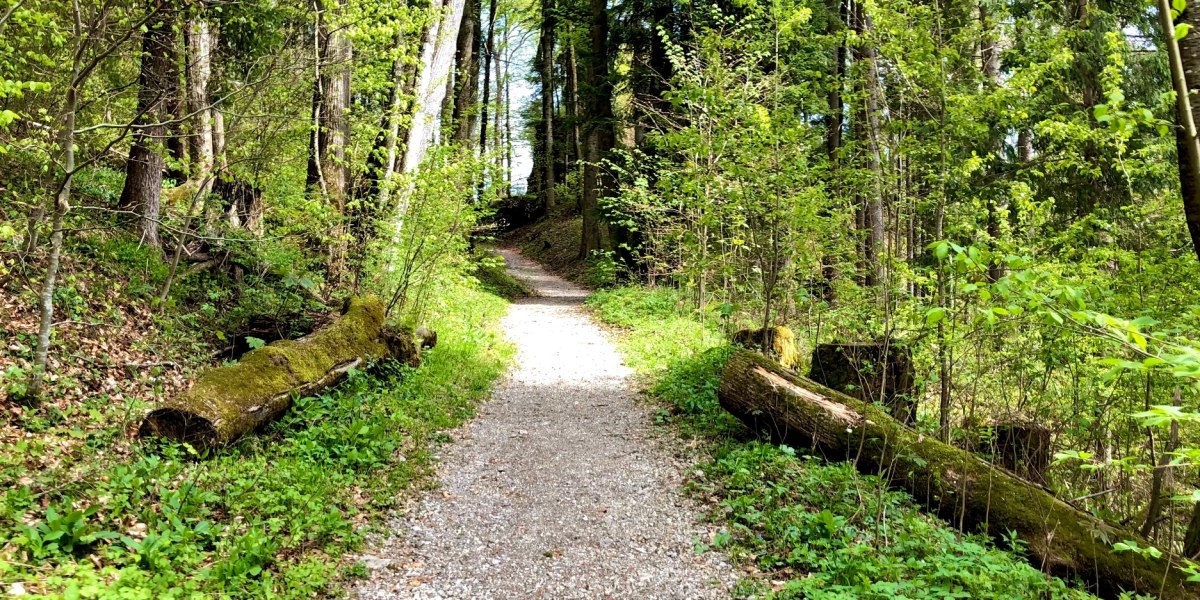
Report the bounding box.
[355,248,735,599]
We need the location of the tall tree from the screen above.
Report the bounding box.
[580,0,611,256]
[452,0,482,143]
[118,1,178,248]
[309,0,353,283]
[850,0,886,291]
[1165,0,1200,261]
[186,4,215,199]
[538,0,557,208]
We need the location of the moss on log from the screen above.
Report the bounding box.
[717,349,1195,600]
[139,297,432,449]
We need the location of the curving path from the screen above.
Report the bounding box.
[355,248,734,599]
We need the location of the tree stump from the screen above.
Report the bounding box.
[732,326,800,370]
[809,342,916,425]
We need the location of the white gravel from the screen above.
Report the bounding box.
[354,248,736,599]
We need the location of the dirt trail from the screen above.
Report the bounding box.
[355,248,734,599]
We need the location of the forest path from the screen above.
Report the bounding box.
[355,248,735,599]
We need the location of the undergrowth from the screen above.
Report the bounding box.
[586,285,1101,600]
[0,278,513,598]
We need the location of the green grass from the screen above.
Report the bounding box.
[471,249,533,300]
[0,278,514,599]
[586,285,1100,600]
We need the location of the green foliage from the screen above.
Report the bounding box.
[705,444,1094,599]
[588,284,1100,599]
[0,279,514,597]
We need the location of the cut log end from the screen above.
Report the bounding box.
[138,407,219,449]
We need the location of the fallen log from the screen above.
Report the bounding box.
[139,297,434,450]
[717,349,1195,599]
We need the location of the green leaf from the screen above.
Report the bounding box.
[1178,23,1193,40]
[245,336,265,349]
[925,307,947,327]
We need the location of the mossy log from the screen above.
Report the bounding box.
[810,342,916,425]
[717,349,1195,599]
[139,297,433,449]
[732,326,800,370]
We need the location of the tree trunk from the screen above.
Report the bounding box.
[580,0,612,256]
[717,349,1197,600]
[539,0,557,209]
[27,78,80,403]
[825,0,846,167]
[850,0,885,292]
[140,298,435,449]
[1164,0,1200,261]
[186,13,215,199]
[479,0,497,153]
[118,3,177,248]
[565,25,583,178]
[980,3,1006,281]
[314,0,352,284]
[452,0,481,143]
[402,0,467,176]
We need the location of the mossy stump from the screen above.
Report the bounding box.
[139,297,432,450]
[809,341,916,425]
[732,326,800,370]
[717,349,1195,600]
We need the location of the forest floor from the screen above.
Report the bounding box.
[355,248,737,599]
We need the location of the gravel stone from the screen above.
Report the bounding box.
[355,248,736,599]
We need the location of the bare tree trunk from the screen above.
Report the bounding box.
[851,0,886,293]
[1141,388,1182,539]
[825,0,845,167]
[539,0,556,209]
[503,29,513,196]
[402,0,467,176]
[27,81,78,402]
[314,0,352,284]
[479,0,497,153]
[452,0,481,143]
[1164,0,1200,261]
[565,24,583,177]
[186,13,214,200]
[580,0,612,256]
[118,4,177,248]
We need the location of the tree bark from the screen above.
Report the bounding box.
[717,349,1197,600]
[186,12,215,200]
[118,3,177,248]
[452,0,481,143]
[825,0,846,167]
[564,25,582,177]
[580,0,612,256]
[850,0,886,292]
[315,0,352,284]
[539,0,557,209]
[1164,0,1200,261]
[479,0,497,153]
[401,0,467,176]
[140,298,435,449]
